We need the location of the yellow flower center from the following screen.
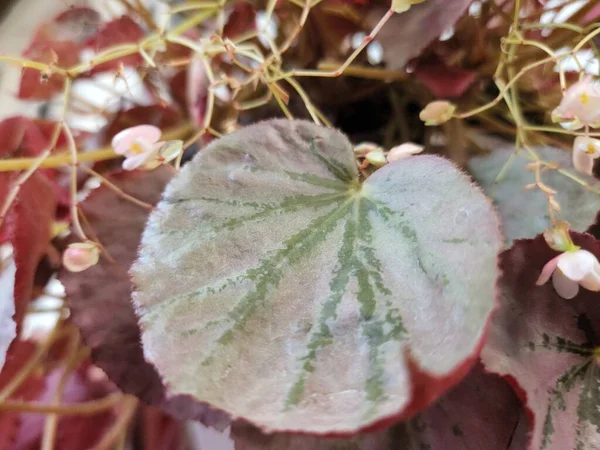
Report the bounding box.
[130,142,144,154]
[587,143,596,154]
[580,92,589,105]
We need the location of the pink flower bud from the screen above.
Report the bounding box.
[387,142,423,162]
[419,101,456,126]
[63,243,100,272]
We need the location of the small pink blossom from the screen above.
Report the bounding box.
[63,242,100,272]
[552,76,600,128]
[572,136,600,175]
[536,249,600,299]
[111,125,182,171]
[387,143,423,162]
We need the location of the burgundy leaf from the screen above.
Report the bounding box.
[11,365,114,450]
[482,233,600,450]
[414,59,478,98]
[84,16,145,73]
[18,7,100,100]
[223,2,257,39]
[0,342,46,450]
[102,105,183,144]
[0,169,56,331]
[59,168,229,427]
[368,0,474,70]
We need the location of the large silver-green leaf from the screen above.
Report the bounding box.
[468,146,600,246]
[131,120,502,435]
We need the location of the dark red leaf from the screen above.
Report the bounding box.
[103,105,182,143]
[482,233,600,450]
[414,59,478,98]
[139,405,184,450]
[59,168,229,427]
[367,0,474,70]
[223,2,257,39]
[0,341,46,450]
[0,172,56,330]
[11,365,115,450]
[85,16,145,73]
[18,7,101,100]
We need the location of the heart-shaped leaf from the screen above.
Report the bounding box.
[468,146,600,245]
[482,233,600,450]
[132,119,502,434]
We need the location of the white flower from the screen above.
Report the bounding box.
[572,136,600,175]
[552,77,600,128]
[387,143,423,162]
[536,249,600,299]
[419,101,456,126]
[63,243,100,273]
[111,125,182,171]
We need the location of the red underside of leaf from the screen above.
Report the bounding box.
[84,16,145,73]
[414,59,478,98]
[18,7,101,100]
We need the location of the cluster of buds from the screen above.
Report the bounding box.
[354,142,424,169]
[553,76,600,176]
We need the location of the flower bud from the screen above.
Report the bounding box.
[543,221,576,253]
[63,243,100,272]
[392,0,425,14]
[419,101,456,126]
[365,149,388,167]
[387,142,423,162]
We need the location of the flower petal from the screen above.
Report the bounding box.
[536,255,560,285]
[387,143,424,163]
[551,270,580,299]
[556,249,597,281]
[579,256,600,292]
[122,150,158,171]
[572,147,595,175]
[112,125,162,154]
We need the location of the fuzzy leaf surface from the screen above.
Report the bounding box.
[132,119,502,434]
[482,233,600,450]
[231,365,527,449]
[59,168,228,427]
[468,146,600,245]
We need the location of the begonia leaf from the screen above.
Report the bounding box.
[131,119,502,434]
[18,7,100,100]
[369,0,474,70]
[231,364,528,449]
[468,146,600,245]
[482,233,600,450]
[59,168,228,427]
[84,16,144,73]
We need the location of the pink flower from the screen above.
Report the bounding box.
[572,136,600,175]
[63,242,100,272]
[111,125,182,171]
[536,249,600,299]
[387,143,423,162]
[552,76,600,128]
